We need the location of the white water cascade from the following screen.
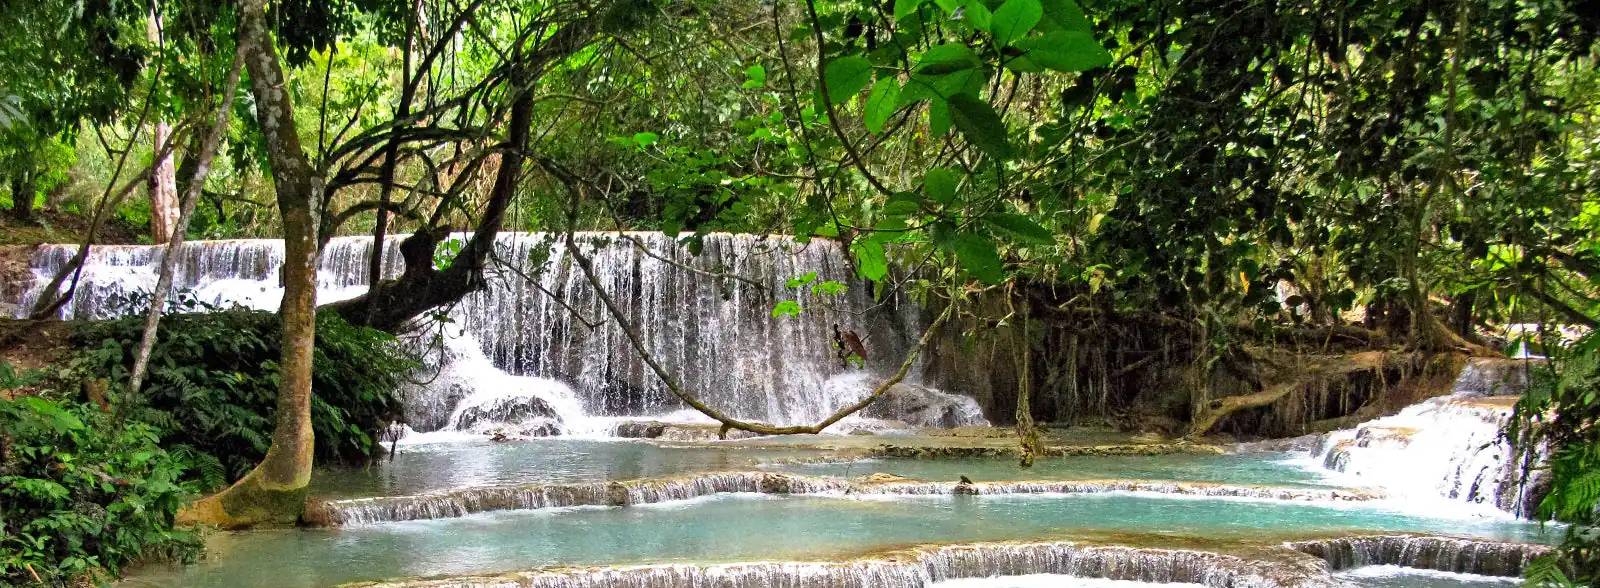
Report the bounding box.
[6,233,989,434]
[1312,359,1542,516]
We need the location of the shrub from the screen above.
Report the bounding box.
[1512,331,1600,587]
[0,393,202,585]
[74,308,419,484]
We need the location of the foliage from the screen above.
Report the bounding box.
[73,305,419,483]
[0,384,202,585]
[1512,332,1600,587]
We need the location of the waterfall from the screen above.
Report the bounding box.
[10,234,989,432]
[1286,535,1550,577]
[343,540,1329,588]
[1311,359,1542,517]
[307,471,1379,526]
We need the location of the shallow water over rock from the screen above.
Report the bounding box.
[122,490,1548,587]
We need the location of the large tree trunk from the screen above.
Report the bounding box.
[146,8,180,243]
[179,0,320,529]
[148,122,180,242]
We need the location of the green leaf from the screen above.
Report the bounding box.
[632,132,659,147]
[785,272,818,288]
[865,77,901,133]
[916,43,982,75]
[742,64,766,88]
[929,98,953,137]
[933,0,960,13]
[823,56,874,104]
[1038,0,1092,33]
[963,0,993,30]
[949,232,1004,283]
[815,280,848,296]
[987,213,1054,245]
[770,300,803,318]
[884,192,923,215]
[990,0,1042,47]
[1015,31,1110,72]
[851,240,889,280]
[924,167,959,204]
[894,0,925,22]
[948,94,1012,159]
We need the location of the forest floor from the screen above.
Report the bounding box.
[0,209,143,247]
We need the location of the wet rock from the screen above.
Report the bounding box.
[862,472,911,484]
[611,421,667,439]
[455,394,560,431]
[859,383,989,428]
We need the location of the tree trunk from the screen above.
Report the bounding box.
[146,8,179,243]
[7,172,33,222]
[179,0,320,529]
[128,52,244,395]
[148,122,179,242]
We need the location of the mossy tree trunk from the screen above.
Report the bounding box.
[179,0,320,528]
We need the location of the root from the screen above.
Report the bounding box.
[1185,351,1405,438]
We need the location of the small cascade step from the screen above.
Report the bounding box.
[307,471,1381,525]
[343,539,1339,588]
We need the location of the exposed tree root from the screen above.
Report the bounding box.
[1185,350,1409,438]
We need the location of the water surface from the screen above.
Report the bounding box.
[123,492,1547,588]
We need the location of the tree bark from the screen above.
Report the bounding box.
[146,8,180,243]
[128,51,244,395]
[7,171,34,222]
[179,0,320,528]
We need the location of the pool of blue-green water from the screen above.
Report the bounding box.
[122,492,1548,588]
[309,438,839,498]
[309,438,1335,499]
[772,452,1336,488]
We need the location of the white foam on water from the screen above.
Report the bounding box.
[930,575,1207,588]
[1303,360,1541,518]
[1333,565,1519,583]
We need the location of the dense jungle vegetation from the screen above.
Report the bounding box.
[0,0,1597,584]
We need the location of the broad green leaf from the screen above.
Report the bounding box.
[916,43,982,75]
[933,0,960,13]
[632,132,659,147]
[1038,0,1092,32]
[987,213,1054,245]
[851,239,889,280]
[949,232,1004,283]
[928,97,952,137]
[990,0,1043,47]
[948,94,1012,159]
[884,192,923,215]
[894,0,925,22]
[963,0,993,30]
[1015,32,1110,72]
[924,168,959,204]
[823,56,874,104]
[865,77,901,133]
